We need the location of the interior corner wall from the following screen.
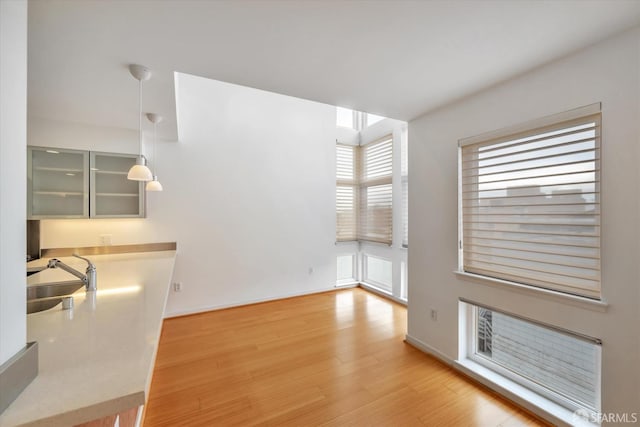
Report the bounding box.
[0,0,28,365]
[161,73,337,316]
[407,27,640,419]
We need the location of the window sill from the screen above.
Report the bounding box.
[455,358,598,427]
[453,271,608,313]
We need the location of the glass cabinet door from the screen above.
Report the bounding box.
[27,147,89,218]
[90,152,145,218]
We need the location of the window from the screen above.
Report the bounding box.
[365,113,385,127]
[337,254,356,285]
[459,104,601,299]
[337,108,386,130]
[335,122,407,303]
[359,135,393,244]
[336,107,355,129]
[336,144,358,241]
[363,254,392,293]
[468,302,601,414]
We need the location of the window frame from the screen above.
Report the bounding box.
[336,253,358,286]
[362,253,393,294]
[464,301,602,415]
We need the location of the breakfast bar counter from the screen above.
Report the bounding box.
[0,250,176,427]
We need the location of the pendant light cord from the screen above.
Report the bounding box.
[139,78,143,158]
[153,121,158,176]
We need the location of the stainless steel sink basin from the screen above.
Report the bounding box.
[27,297,67,314]
[27,281,83,300]
[27,281,83,314]
[26,265,47,277]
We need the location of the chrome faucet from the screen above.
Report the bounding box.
[47,254,97,291]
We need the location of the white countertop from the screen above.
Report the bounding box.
[0,251,176,427]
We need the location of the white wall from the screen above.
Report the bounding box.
[34,73,337,317]
[162,74,336,315]
[0,0,28,365]
[29,117,139,154]
[408,27,640,421]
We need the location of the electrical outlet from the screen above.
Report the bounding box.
[173,282,183,292]
[99,234,112,246]
[430,309,438,321]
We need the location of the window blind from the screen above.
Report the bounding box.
[336,144,358,241]
[401,137,408,248]
[359,136,393,244]
[460,108,601,299]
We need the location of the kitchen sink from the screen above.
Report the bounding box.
[27,297,67,314]
[27,265,47,277]
[27,281,83,314]
[27,281,83,300]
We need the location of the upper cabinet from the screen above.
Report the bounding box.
[27,147,145,219]
[28,147,89,218]
[91,152,144,218]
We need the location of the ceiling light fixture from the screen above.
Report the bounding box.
[127,64,153,181]
[145,113,163,192]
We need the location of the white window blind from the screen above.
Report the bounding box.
[359,135,393,244]
[336,144,358,242]
[460,105,601,299]
[401,136,408,248]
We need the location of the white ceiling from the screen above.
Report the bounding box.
[28,0,640,141]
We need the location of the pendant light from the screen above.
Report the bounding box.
[127,64,153,181]
[145,113,163,192]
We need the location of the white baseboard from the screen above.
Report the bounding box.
[165,282,404,319]
[404,334,454,366]
[163,286,339,318]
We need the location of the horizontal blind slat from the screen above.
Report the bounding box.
[462,136,597,166]
[464,247,600,269]
[462,171,598,191]
[464,266,600,299]
[463,204,600,215]
[473,120,598,153]
[463,238,600,258]
[472,128,598,162]
[462,166,598,186]
[464,225,599,238]
[464,229,599,247]
[464,253,599,281]
[462,181,599,197]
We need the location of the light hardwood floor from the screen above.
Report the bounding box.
[144,288,549,426]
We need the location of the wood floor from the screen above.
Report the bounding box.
[144,288,549,426]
